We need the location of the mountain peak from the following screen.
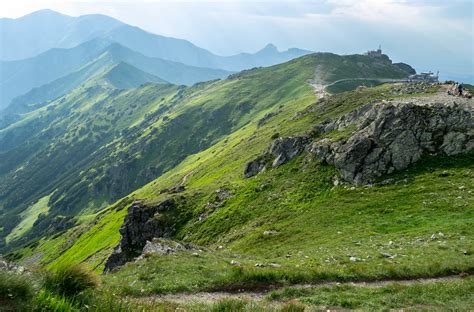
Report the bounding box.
[260,43,278,53]
[21,9,69,19]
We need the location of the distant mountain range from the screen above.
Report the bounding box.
[1,40,230,116]
[0,9,312,114]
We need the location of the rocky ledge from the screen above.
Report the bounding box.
[245,99,473,185]
[104,199,179,272]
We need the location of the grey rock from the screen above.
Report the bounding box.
[245,97,473,185]
[244,136,309,177]
[215,188,232,201]
[257,111,278,127]
[104,199,176,272]
[311,102,473,184]
[141,238,186,257]
[263,230,279,235]
[244,155,267,178]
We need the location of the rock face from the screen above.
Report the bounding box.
[246,99,473,185]
[104,199,177,271]
[244,136,310,177]
[312,102,473,184]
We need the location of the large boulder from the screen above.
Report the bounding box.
[104,199,177,271]
[244,136,310,177]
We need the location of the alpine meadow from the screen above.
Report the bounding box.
[0,2,473,311]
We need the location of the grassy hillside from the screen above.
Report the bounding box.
[0,53,423,252]
[9,78,471,297]
[2,51,471,310]
[1,41,231,119]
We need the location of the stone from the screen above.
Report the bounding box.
[309,101,473,184]
[215,188,232,201]
[141,238,186,256]
[380,252,396,259]
[263,230,279,236]
[244,136,310,177]
[257,111,278,127]
[104,199,177,272]
[244,156,267,178]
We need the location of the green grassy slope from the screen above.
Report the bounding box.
[5,52,452,285]
[10,71,471,298]
[100,62,166,89]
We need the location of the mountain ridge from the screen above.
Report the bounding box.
[1,10,312,71]
[0,52,415,251]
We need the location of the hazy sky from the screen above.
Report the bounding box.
[1,0,473,81]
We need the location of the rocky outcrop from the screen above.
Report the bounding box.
[244,136,310,177]
[104,199,177,272]
[312,102,473,184]
[245,99,473,184]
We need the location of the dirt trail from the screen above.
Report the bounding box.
[394,84,473,109]
[140,275,464,304]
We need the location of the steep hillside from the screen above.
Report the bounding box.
[0,39,111,111]
[0,40,231,113]
[0,52,414,252]
[3,58,167,118]
[99,62,165,89]
[11,78,472,298]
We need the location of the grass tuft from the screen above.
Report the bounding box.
[43,264,99,298]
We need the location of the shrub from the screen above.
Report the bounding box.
[0,270,35,311]
[43,264,99,298]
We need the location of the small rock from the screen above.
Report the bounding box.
[380,252,396,259]
[230,260,240,265]
[263,230,279,236]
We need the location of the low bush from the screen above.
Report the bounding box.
[43,264,99,298]
[0,270,35,311]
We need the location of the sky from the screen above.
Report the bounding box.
[1,0,473,82]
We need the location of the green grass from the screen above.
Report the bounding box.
[19,81,469,291]
[102,153,473,295]
[268,277,474,310]
[0,260,472,311]
[5,195,50,244]
[5,52,470,311]
[0,52,415,251]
